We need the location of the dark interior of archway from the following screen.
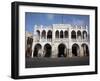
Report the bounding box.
[58,44,66,57]
[72,46,77,56]
[42,31,46,38]
[33,47,38,57]
[82,44,89,56]
[55,31,59,38]
[86,45,89,56]
[44,44,51,57]
[71,31,76,39]
[33,44,41,57]
[47,33,52,39]
[72,34,76,39]
[60,31,63,38]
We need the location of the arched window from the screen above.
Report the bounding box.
[36,30,40,39]
[77,30,81,39]
[64,30,68,38]
[71,30,76,39]
[60,30,63,38]
[55,30,59,38]
[83,31,87,39]
[47,30,52,39]
[41,30,46,39]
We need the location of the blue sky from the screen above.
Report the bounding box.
[25,12,89,32]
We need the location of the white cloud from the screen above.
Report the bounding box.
[72,19,85,26]
[47,14,54,20]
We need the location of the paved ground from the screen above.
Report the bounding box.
[25,56,89,68]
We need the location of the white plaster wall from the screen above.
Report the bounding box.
[32,24,89,57]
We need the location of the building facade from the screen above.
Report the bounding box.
[26,24,90,58]
[25,31,33,57]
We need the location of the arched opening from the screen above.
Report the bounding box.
[42,30,46,39]
[64,30,68,38]
[44,44,52,57]
[83,31,87,39]
[72,44,80,56]
[33,44,42,57]
[27,37,33,45]
[58,43,66,57]
[60,30,63,38]
[77,30,81,39]
[81,44,89,56]
[71,30,76,39]
[47,30,52,40]
[26,37,33,57]
[55,30,59,38]
[36,30,40,39]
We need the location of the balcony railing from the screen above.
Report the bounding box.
[35,38,89,42]
[41,39,52,42]
[72,39,89,42]
[54,38,69,42]
[54,38,89,42]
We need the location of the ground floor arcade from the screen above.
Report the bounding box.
[31,42,89,58]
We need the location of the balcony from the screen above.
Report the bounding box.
[54,38,69,42]
[41,39,52,42]
[35,38,89,43]
[72,39,89,42]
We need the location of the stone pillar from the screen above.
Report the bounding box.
[39,46,43,57]
[67,48,69,57]
[63,31,65,38]
[59,30,60,39]
[31,44,35,58]
[68,28,71,42]
[46,31,47,41]
[52,25,55,42]
[80,47,84,57]
[41,46,45,57]
[68,49,72,57]
[76,30,77,41]
[51,43,57,58]
[64,48,68,57]
[77,47,80,56]
[31,50,33,58]
[68,27,72,57]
